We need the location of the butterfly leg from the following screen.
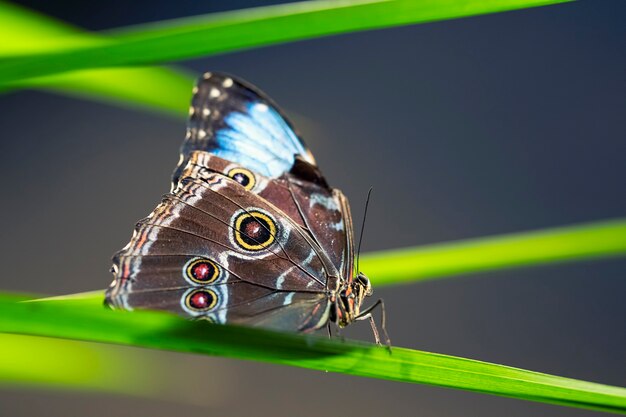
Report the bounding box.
[335,325,346,342]
[356,312,380,345]
[356,299,391,350]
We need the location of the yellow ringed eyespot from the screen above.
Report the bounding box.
[185,289,218,312]
[233,210,277,251]
[227,167,256,190]
[185,258,220,284]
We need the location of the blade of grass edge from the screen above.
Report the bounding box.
[0,293,624,414]
[0,0,573,86]
[361,218,626,286]
[0,0,194,118]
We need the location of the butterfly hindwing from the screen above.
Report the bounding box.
[113,285,330,332]
[107,173,336,331]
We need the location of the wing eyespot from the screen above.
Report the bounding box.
[184,289,218,312]
[232,210,277,251]
[184,258,220,285]
[227,167,256,190]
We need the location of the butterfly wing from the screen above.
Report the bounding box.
[113,286,331,333]
[175,72,316,185]
[179,150,353,282]
[176,73,351,278]
[106,174,334,332]
[285,176,355,283]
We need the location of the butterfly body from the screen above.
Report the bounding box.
[106,73,381,338]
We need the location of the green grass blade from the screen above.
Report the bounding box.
[0,292,624,413]
[0,1,101,54]
[8,67,194,118]
[0,0,193,117]
[362,218,626,286]
[0,333,163,396]
[0,0,572,86]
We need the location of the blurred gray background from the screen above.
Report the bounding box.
[0,1,624,416]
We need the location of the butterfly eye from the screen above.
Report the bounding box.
[227,168,256,190]
[185,258,220,284]
[233,210,277,251]
[185,289,218,312]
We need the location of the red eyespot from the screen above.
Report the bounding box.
[189,291,211,309]
[192,262,211,281]
[185,289,217,311]
[185,258,219,284]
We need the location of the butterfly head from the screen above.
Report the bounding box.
[354,273,373,298]
[335,272,373,327]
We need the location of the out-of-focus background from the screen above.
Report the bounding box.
[0,1,624,416]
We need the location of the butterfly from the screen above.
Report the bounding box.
[106,73,387,343]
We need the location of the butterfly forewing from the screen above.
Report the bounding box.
[176,72,315,184]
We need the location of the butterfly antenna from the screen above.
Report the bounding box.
[356,187,373,274]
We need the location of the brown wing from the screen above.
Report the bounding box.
[106,173,337,332]
[179,151,353,282]
[110,284,331,333]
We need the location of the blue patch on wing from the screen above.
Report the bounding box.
[175,73,316,184]
[213,103,307,177]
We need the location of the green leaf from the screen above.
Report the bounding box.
[0,292,624,414]
[361,218,626,286]
[0,333,163,395]
[0,0,194,117]
[0,0,573,86]
[0,1,101,55]
[9,67,194,118]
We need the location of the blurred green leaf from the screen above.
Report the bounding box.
[0,0,572,86]
[10,67,194,118]
[0,333,160,395]
[362,217,626,285]
[0,1,101,54]
[0,0,194,117]
[0,292,624,413]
